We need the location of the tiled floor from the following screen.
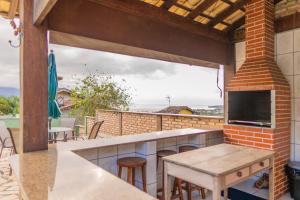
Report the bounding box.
[0,149,19,200]
[184,191,293,200]
[204,191,293,200]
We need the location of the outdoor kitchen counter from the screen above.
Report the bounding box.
[10,146,157,200]
[56,128,222,151]
[10,128,222,200]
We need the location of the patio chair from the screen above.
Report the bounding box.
[58,118,76,141]
[81,121,104,140]
[0,122,15,158]
[0,124,17,177]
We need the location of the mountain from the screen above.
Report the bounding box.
[0,87,19,97]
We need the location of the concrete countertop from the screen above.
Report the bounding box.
[10,128,222,200]
[57,128,222,151]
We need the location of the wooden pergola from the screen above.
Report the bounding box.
[0,0,283,152]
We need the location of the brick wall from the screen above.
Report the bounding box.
[162,115,224,130]
[121,112,159,135]
[94,110,224,136]
[95,110,121,136]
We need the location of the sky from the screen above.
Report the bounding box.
[0,18,224,110]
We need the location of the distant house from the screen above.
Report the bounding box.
[193,105,224,116]
[57,88,74,115]
[158,106,193,115]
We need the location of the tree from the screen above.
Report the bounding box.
[0,96,19,116]
[7,96,19,116]
[70,73,131,118]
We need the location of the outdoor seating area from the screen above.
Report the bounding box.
[48,118,104,143]
[0,0,300,200]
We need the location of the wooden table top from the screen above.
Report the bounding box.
[163,144,275,176]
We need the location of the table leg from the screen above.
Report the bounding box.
[63,131,67,142]
[127,167,132,184]
[48,132,53,144]
[54,132,57,143]
[162,158,165,199]
[212,177,221,200]
[187,182,192,200]
[269,157,275,200]
[163,161,171,200]
[224,188,228,200]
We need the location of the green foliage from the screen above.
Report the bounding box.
[0,96,19,116]
[70,73,131,118]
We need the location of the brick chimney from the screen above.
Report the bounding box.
[227,0,289,91]
[224,0,291,199]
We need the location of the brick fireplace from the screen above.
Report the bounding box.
[224,0,291,199]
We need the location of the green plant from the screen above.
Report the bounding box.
[0,96,19,116]
[70,73,131,118]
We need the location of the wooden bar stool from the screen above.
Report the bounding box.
[157,150,183,200]
[178,145,198,153]
[117,157,147,192]
[157,150,177,168]
[179,145,206,200]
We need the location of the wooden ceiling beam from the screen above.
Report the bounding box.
[7,0,18,19]
[33,0,58,25]
[223,0,245,11]
[173,3,193,12]
[89,0,228,42]
[274,0,283,4]
[208,0,249,27]
[48,0,231,66]
[187,0,218,19]
[50,31,220,68]
[162,0,177,10]
[230,12,300,42]
[275,12,300,33]
[0,11,8,18]
[222,0,234,6]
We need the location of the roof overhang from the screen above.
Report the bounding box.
[47,0,233,67]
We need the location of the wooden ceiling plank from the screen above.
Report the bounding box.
[8,0,18,19]
[208,0,249,27]
[187,0,218,19]
[226,15,245,32]
[33,0,58,25]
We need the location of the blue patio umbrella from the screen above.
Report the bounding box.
[48,50,61,127]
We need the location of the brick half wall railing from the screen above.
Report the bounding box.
[91,109,224,136]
